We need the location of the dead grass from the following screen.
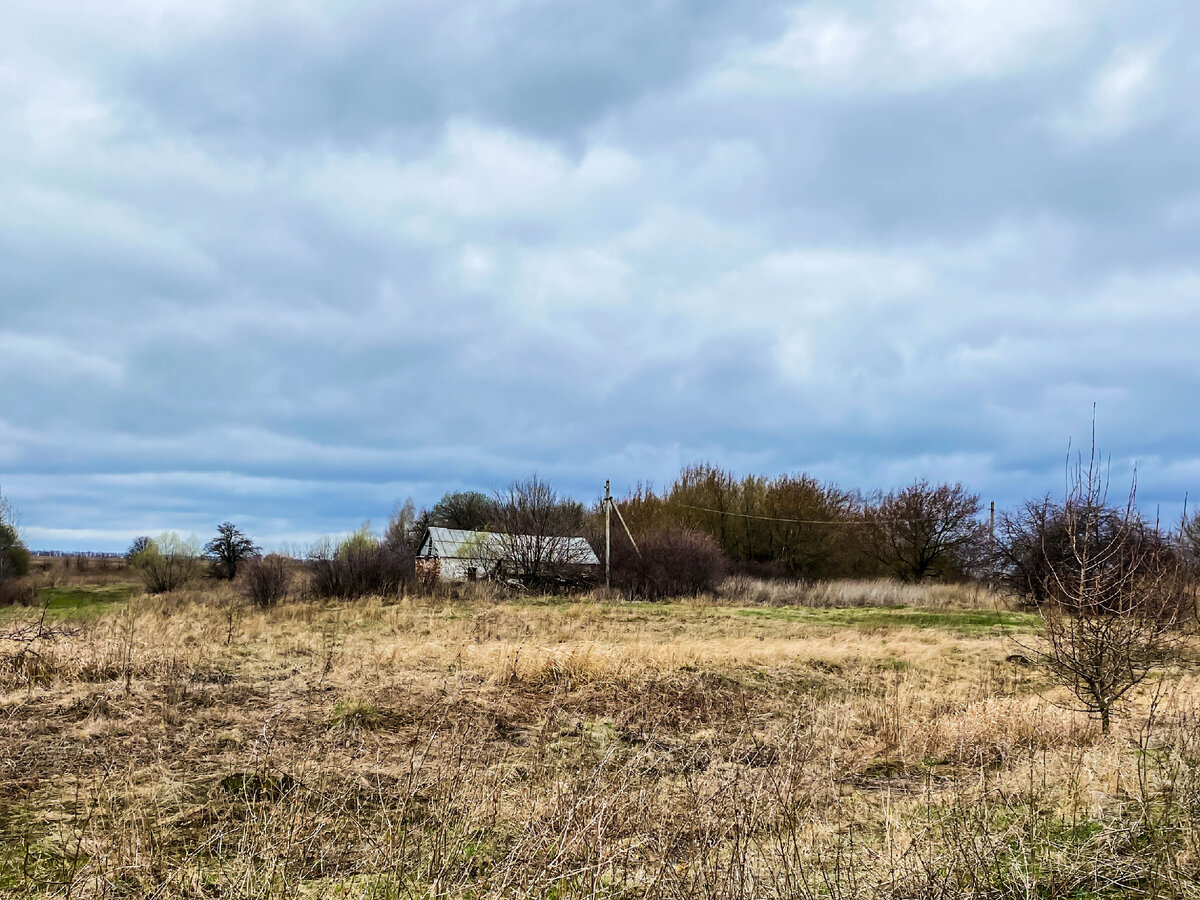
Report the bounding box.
[720,575,1018,610]
[1,584,1199,897]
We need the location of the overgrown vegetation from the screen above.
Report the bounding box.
[308,526,414,600]
[0,490,33,605]
[611,526,728,599]
[2,582,1199,898]
[243,553,292,607]
[128,531,203,593]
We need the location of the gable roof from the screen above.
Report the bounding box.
[420,526,599,565]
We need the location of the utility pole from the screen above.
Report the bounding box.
[604,479,611,592]
[989,500,995,586]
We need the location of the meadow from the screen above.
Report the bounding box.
[3,572,1200,898]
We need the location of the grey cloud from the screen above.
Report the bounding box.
[3,0,1200,550]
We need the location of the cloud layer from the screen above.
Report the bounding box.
[3,0,1199,549]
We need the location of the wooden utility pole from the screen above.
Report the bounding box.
[989,500,996,586]
[605,479,611,591]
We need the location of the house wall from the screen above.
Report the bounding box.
[435,556,480,582]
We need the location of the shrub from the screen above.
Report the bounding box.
[308,529,414,600]
[0,576,35,606]
[612,527,728,600]
[1,539,30,580]
[131,532,203,593]
[0,490,30,580]
[244,554,292,608]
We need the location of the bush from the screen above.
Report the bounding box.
[0,491,29,579]
[131,532,203,593]
[308,530,414,600]
[0,576,35,606]
[1,540,30,579]
[612,527,728,600]
[244,554,292,608]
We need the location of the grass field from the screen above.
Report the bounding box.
[2,580,1200,898]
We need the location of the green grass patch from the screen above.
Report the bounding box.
[328,700,386,731]
[38,584,139,618]
[733,604,1039,634]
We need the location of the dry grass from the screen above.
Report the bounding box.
[720,575,1018,609]
[1,583,1199,898]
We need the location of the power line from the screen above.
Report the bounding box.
[672,502,885,526]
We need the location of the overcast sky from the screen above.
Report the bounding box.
[3,0,1199,551]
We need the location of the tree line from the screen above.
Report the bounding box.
[5,462,1200,605]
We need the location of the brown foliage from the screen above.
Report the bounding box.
[862,479,985,582]
[612,527,728,600]
[243,553,293,608]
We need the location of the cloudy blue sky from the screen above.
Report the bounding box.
[3,0,1199,551]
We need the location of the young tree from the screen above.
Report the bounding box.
[863,480,985,582]
[1179,505,1200,573]
[385,498,419,551]
[1018,447,1193,734]
[204,523,261,580]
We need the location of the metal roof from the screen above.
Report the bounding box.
[420,526,599,565]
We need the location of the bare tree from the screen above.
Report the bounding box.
[244,554,292,608]
[863,480,985,582]
[490,476,595,590]
[1019,445,1193,734]
[204,523,261,580]
[1178,503,1200,573]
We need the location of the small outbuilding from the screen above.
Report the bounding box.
[416,526,600,584]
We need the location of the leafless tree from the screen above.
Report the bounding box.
[244,554,292,608]
[489,476,595,590]
[863,479,985,582]
[1019,443,1193,734]
[204,522,260,580]
[1178,503,1200,573]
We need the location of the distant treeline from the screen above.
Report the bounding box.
[402,464,984,582]
[7,458,1199,601]
[401,462,1200,589]
[31,550,124,558]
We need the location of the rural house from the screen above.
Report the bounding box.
[416,526,600,583]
